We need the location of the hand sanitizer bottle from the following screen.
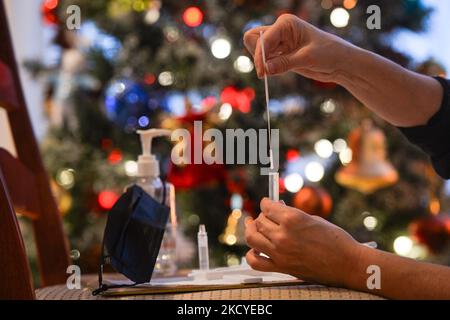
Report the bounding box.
[136,128,177,276]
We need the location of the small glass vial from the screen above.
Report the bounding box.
[197,224,209,270]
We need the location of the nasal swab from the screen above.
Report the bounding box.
[260,31,279,202]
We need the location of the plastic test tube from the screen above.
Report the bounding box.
[269,172,279,202]
[197,224,210,270]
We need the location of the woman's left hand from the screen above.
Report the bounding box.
[245,198,364,287]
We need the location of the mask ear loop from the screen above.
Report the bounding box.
[92,238,108,296]
[92,187,143,296]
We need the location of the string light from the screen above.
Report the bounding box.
[226,254,240,266]
[56,168,75,189]
[98,191,120,210]
[211,37,231,59]
[124,160,138,176]
[305,162,325,182]
[43,0,58,10]
[230,193,243,210]
[284,173,304,193]
[314,139,333,158]
[218,103,233,120]
[333,138,347,153]
[158,71,174,86]
[343,0,358,10]
[108,149,123,164]
[183,6,203,27]
[339,147,352,165]
[165,26,180,42]
[363,216,378,231]
[320,99,337,114]
[234,55,254,73]
[145,8,160,24]
[393,236,413,256]
[132,0,146,12]
[286,149,300,162]
[330,7,350,28]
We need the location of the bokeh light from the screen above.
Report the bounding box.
[393,236,413,256]
[314,139,333,159]
[305,162,325,182]
[330,7,350,28]
[234,55,254,73]
[211,37,231,59]
[363,216,378,231]
[284,173,304,193]
[183,6,203,27]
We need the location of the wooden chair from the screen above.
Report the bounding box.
[0,0,70,299]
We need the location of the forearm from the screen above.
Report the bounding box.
[347,244,450,299]
[335,45,443,127]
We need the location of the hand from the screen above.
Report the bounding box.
[243,14,353,82]
[245,198,364,287]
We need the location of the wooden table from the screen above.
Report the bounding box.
[35,274,383,300]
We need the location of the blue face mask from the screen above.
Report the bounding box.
[93,184,169,295]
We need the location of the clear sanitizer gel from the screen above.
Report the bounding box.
[136,128,177,276]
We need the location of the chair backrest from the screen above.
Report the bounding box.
[0,0,70,299]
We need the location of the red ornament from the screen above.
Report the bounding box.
[292,186,333,218]
[410,215,450,254]
[98,191,119,210]
[108,148,123,164]
[167,110,226,189]
[226,168,247,194]
[220,86,255,113]
[41,0,59,25]
[183,7,203,27]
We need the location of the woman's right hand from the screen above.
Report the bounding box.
[243,14,354,83]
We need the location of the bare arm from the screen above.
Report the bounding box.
[348,243,450,299]
[335,46,443,127]
[245,199,450,299]
[244,14,444,127]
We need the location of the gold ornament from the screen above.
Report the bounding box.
[336,119,398,194]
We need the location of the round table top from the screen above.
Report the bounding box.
[36,276,384,300]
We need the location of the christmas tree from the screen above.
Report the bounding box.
[28,0,449,277]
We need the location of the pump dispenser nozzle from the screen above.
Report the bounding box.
[136,129,171,177]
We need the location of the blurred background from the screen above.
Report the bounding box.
[1,0,450,286]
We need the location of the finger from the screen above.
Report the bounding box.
[245,249,277,272]
[243,26,269,56]
[245,220,275,255]
[260,197,285,224]
[255,213,279,240]
[254,38,264,78]
[254,18,285,77]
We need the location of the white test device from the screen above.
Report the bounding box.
[260,31,279,202]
